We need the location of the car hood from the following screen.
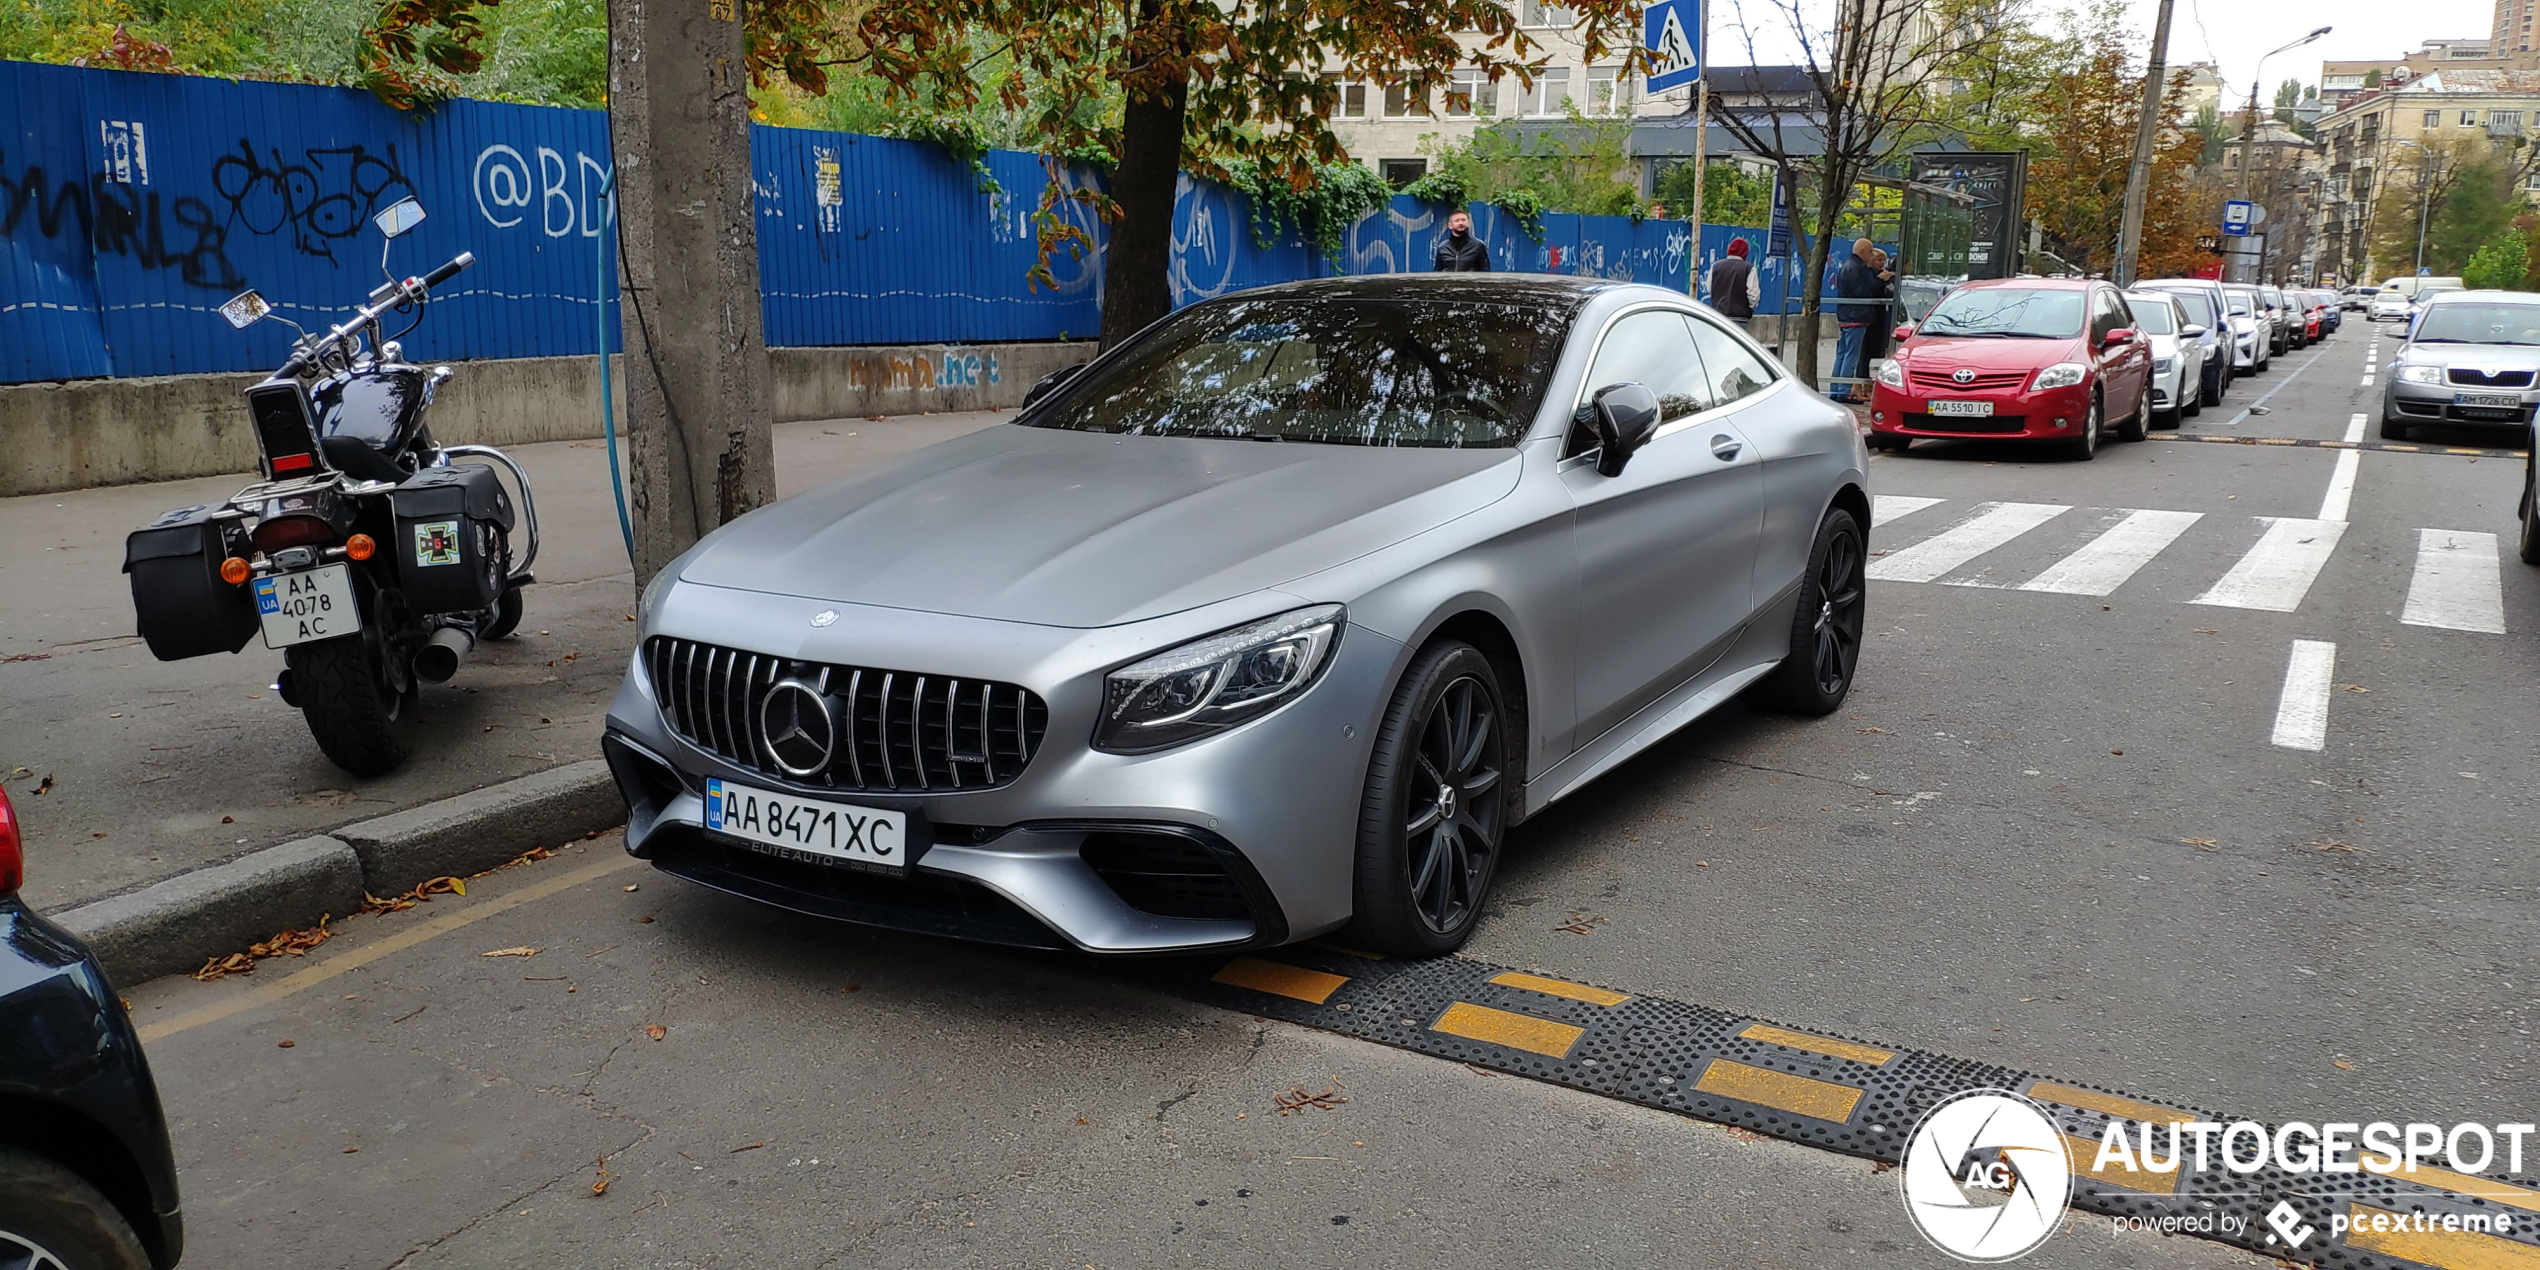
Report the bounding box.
[676,424,1525,628]
[2395,343,2540,372]
[1898,334,2083,372]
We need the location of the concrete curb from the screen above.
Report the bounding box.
[333,759,623,894]
[47,762,628,988]
[53,836,366,987]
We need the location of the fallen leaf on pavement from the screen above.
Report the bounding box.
[2314,841,2359,853]
[481,946,540,958]
[33,774,53,795]
[591,1155,612,1196]
[277,1039,295,1048]
[1273,1085,1349,1116]
[192,916,339,980]
[1873,1160,1897,1173]
[729,1141,764,1153]
[645,1024,667,1040]
[1858,726,1887,734]
[2181,838,2218,851]
[1556,912,1606,935]
[2333,1059,2354,1070]
[1725,1127,1766,1143]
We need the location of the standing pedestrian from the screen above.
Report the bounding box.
[1709,237,1760,329]
[1830,238,1884,400]
[1858,246,1898,369]
[1434,210,1491,272]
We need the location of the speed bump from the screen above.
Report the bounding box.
[1174,945,2540,1269]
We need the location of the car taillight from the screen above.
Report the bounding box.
[253,514,337,554]
[0,783,20,896]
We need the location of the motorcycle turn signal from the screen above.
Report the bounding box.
[219,557,251,586]
[344,533,377,561]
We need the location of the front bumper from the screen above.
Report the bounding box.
[1865,381,2094,441]
[2384,376,2540,427]
[604,585,1404,955]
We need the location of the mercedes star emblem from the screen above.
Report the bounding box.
[810,610,839,628]
[1951,367,1975,384]
[759,679,837,777]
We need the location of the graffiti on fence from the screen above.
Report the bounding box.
[1,147,241,290]
[209,138,415,261]
[470,143,612,237]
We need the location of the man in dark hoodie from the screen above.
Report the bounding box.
[1433,209,1492,272]
[1709,236,1759,328]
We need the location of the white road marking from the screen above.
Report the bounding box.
[2344,413,2367,443]
[1867,502,2069,583]
[2318,451,2362,521]
[1871,495,1944,527]
[2400,529,2507,633]
[2015,510,2205,596]
[2214,345,2332,428]
[2361,375,2374,387]
[2193,518,2348,612]
[2270,640,2337,751]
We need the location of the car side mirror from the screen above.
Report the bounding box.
[1590,382,1661,478]
[1892,323,1915,341]
[2104,328,2136,347]
[2182,324,2208,338]
[1022,363,1087,410]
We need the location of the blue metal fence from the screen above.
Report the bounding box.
[4,60,1798,386]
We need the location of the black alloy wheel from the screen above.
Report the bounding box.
[1351,642,1512,955]
[2520,435,2540,566]
[1747,507,1867,715]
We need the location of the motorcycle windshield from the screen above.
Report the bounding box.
[317,368,427,450]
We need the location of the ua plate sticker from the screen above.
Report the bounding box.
[414,520,463,567]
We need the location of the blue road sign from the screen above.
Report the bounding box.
[2222,199,2254,237]
[1645,0,1703,92]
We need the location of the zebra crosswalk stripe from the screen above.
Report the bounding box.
[1871,495,1943,527]
[2192,518,2347,613]
[2015,509,2205,596]
[1866,502,2068,584]
[2401,529,2507,633]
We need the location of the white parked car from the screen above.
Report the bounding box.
[2122,290,2205,427]
[2370,289,2415,322]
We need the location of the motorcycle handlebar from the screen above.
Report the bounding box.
[423,252,474,289]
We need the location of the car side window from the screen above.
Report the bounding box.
[2087,290,2115,342]
[1682,315,1778,409]
[1568,310,1711,457]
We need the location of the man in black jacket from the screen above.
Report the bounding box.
[1829,238,1892,400]
[1434,209,1491,271]
[1709,237,1758,327]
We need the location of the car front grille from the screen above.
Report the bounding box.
[2446,367,2535,388]
[1908,368,2027,391]
[646,636,1048,792]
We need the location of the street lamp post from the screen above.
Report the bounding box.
[2237,26,2331,283]
[2391,138,2441,278]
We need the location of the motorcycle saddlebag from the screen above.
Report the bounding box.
[388,464,513,614]
[123,505,258,660]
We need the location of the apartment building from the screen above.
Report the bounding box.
[2312,68,2540,282]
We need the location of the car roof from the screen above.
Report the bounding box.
[1962,276,2092,290]
[1210,273,1627,308]
[2422,288,2540,304]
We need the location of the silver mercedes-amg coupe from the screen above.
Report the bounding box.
[603,274,1870,956]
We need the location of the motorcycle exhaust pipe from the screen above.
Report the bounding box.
[413,626,474,684]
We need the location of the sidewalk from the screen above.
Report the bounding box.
[0,411,1007,914]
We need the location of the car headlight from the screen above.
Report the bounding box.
[2152,356,2176,374]
[1095,604,1343,753]
[2394,364,2446,384]
[2031,362,2087,391]
[1871,358,1904,389]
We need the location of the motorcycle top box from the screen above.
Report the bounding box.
[122,504,258,661]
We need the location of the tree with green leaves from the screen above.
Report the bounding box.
[1654,161,1772,227]
[1414,113,1642,221]
[2462,226,2530,290]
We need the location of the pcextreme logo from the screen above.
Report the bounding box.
[1899,1089,2073,1262]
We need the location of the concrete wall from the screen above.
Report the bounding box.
[0,340,1099,497]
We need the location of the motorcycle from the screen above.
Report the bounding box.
[121,196,539,777]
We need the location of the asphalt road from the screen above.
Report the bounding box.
[0,412,1005,913]
[74,317,2540,1266]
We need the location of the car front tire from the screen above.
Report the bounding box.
[2120,386,2151,441]
[1746,507,1866,716]
[2064,393,2102,460]
[0,1146,152,1270]
[2520,436,2540,566]
[1350,640,1514,956]
[2381,413,2412,441]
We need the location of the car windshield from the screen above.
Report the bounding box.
[1917,287,2085,338]
[2409,302,2540,345]
[2225,290,2257,315]
[2126,300,2175,335]
[1027,295,1569,447]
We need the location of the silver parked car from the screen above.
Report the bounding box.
[2382,289,2540,440]
[2120,290,2205,427]
[603,275,1871,956]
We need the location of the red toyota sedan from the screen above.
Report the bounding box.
[1867,278,2156,460]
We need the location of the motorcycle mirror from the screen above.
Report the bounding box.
[373,197,427,238]
[218,290,271,330]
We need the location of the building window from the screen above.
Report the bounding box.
[1520,67,1572,117]
[2464,109,2481,125]
[1322,76,1368,120]
[1380,158,1428,186]
[1520,0,1578,27]
[1382,81,1428,119]
[1444,68,1497,118]
[2425,109,2443,128]
[1585,66,1629,116]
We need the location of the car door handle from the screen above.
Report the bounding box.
[1710,435,1741,461]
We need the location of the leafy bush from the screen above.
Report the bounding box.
[2463,229,2530,291]
[1223,159,1397,265]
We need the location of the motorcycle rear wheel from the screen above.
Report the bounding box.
[288,630,419,777]
[482,584,525,640]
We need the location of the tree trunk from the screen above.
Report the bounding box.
[1100,6,1190,350]
[1795,170,1842,387]
[608,0,775,583]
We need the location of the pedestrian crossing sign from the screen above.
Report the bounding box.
[1645,0,1703,92]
